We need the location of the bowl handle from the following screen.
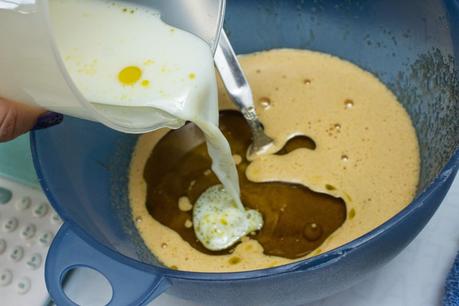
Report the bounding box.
[45,223,171,306]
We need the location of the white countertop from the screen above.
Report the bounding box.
[66,175,459,306]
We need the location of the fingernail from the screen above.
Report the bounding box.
[32,112,64,130]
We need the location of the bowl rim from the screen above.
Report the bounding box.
[30,131,459,281]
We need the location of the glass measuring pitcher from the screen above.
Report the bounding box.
[0,0,225,133]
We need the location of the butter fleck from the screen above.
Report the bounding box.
[178,196,193,212]
[232,154,242,165]
[185,219,193,228]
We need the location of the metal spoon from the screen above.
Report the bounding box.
[214,30,274,157]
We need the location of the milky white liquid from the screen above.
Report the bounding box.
[49,0,244,211]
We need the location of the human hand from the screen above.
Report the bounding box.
[0,97,63,142]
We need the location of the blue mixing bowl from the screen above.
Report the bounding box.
[32,0,459,305]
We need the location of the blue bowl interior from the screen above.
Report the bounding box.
[32,0,459,269]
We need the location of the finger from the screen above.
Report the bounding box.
[0,98,45,142]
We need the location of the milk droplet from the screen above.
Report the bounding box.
[344,99,354,109]
[303,223,323,241]
[341,154,349,162]
[161,243,168,249]
[135,217,143,224]
[258,97,272,109]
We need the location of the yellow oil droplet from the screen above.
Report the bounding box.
[141,80,150,88]
[144,59,155,65]
[312,248,322,256]
[188,73,196,80]
[229,257,241,265]
[349,208,356,220]
[118,66,142,85]
[345,193,353,202]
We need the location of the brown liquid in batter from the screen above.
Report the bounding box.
[144,111,346,259]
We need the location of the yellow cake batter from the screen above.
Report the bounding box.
[129,49,420,272]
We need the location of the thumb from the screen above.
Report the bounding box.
[0,98,51,142]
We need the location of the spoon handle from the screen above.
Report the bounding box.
[214,30,254,111]
[215,30,273,154]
